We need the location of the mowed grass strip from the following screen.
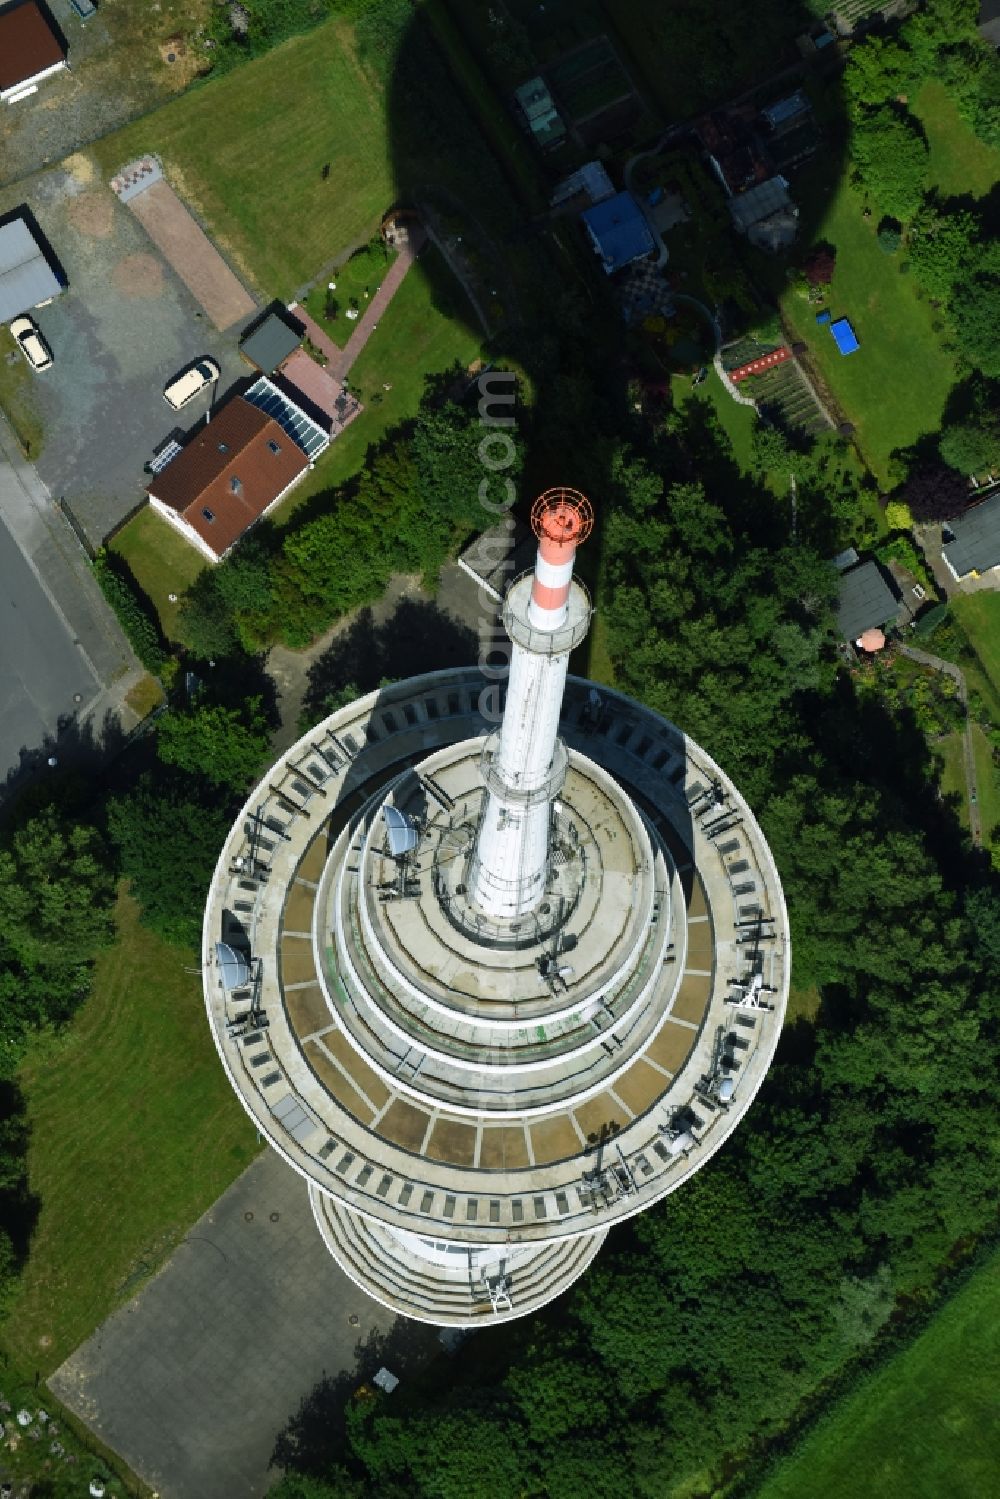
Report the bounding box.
[753,1250,1000,1499]
[937,729,969,829]
[91,18,395,297]
[111,502,206,642]
[971,723,1000,853]
[951,593,1000,699]
[1,890,260,1373]
[779,174,956,485]
[0,326,45,457]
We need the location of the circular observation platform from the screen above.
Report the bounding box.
[203,669,790,1325]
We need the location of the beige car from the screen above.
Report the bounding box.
[163,357,220,410]
[9,315,53,371]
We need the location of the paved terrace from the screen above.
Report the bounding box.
[204,672,788,1317]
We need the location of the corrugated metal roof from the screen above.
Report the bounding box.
[0,218,62,322]
[942,490,1000,577]
[836,560,900,641]
[514,76,565,147]
[762,91,810,130]
[729,176,792,233]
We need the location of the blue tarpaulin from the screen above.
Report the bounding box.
[815,310,831,325]
[831,317,860,355]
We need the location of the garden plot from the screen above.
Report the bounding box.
[744,359,832,439]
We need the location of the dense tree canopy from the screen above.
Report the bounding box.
[107,776,234,947]
[908,204,979,300]
[949,276,1000,376]
[0,809,115,1047]
[939,408,1000,475]
[850,108,929,222]
[156,697,270,791]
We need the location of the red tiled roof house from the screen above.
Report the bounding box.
[0,1,68,104]
[147,396,311,563]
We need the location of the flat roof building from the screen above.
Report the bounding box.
[942,489,1000,579]
[514,76,566,149]
[0,215,63,322]
[0,1,67,103]
[582,191,655,274]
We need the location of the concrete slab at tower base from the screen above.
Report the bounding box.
[50,1151,404,1499]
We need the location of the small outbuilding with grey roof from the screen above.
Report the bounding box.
[0,214,63,322]
[836,559,901,642]
[942,490,1000,580]
[239,306,304,374]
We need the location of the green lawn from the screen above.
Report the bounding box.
[753,1250,1000,1499]
[91,18,396,296]
[271,245,482,523]
[971,723,1000,852]
[301,238,397,349]
[0,890,260,1374]
[915,80,1000,199]
[111,502,206,642]
[777,173,957,486]
[951,594,1000,698]
[937,729,968,829]
[0,327,45,457]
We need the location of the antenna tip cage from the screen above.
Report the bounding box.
[531,488,594,548]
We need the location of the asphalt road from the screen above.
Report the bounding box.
[0,410,139,795]
[0,508,96,776]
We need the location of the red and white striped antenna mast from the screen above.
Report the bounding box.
[469,488,594,920]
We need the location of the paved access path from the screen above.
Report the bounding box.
[898,642,981,846]
[289,227,426,385]
[50,1150,408,1499]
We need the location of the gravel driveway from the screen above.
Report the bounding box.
[0,153,259,545]
[0,1,211,189]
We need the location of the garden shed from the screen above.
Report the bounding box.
[582,192,655,274]
[0,214,63,322]
[836,559,901,642]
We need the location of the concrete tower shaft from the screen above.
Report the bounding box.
[469,490,593,920]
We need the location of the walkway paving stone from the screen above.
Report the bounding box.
[289,228,426,385]
[126,179,257,331]
[50,1151,397,1499]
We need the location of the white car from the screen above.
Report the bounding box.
[9,315,53,372]
[163,357,220,410]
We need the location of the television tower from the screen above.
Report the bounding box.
[469,490,593,918]
[204,489,789,1324]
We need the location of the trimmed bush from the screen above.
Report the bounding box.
[93,552,166,675]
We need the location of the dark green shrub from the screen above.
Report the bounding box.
[93,552,166,675]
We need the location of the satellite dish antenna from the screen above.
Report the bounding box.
[383,804,419,858]
[215,942,250,990]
